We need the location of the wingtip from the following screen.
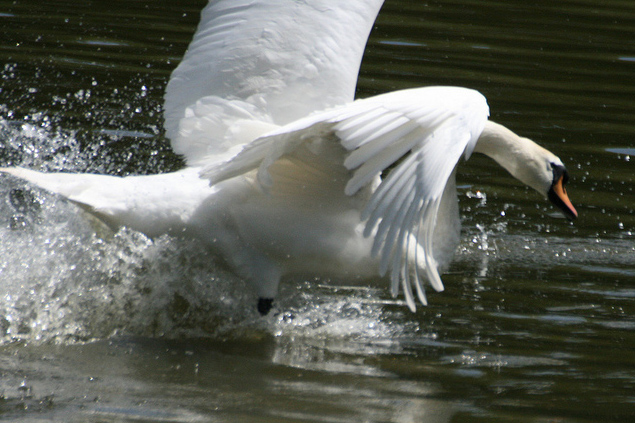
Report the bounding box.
[405,290,417,312]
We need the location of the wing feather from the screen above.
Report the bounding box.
[341,113,411,148]
[344,128,424,195]
[336,106,388,142]
[342,120,420,169]
[372,160,418,258]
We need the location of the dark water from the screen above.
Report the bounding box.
[0,0,634,421]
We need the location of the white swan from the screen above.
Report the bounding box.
[1,0,577,314]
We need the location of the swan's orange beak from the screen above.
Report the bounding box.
[548,173,578,220]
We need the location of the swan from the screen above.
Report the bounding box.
[1,0,577,315]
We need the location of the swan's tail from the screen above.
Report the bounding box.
[1,166,214,237]
[1,167,130,228]
[2,167,118,210]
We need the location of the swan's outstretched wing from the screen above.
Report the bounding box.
[202,86,490,310]
[164,0,385,165]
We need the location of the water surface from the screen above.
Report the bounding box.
[0,0,634,421]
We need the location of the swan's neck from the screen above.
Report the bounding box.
[473,121,554,194]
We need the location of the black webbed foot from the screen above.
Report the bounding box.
[257,297,274,315]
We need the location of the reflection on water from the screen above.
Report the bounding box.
[1,0,634,421]
[1,337,457,422]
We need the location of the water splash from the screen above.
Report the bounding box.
[0,112,90,172]
[0,176,260,345]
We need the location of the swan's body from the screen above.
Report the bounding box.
[1,0,577,313]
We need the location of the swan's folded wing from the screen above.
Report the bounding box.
[164,0,384,165]
[202,86,489,310]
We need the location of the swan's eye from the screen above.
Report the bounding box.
[550,163,568,186]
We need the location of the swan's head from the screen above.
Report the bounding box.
[475,122,578,220]
[511,137,578,221]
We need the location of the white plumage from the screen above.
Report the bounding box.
[1,0,577,313]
